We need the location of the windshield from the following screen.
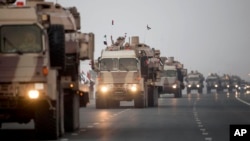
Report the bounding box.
[0,25,42,53]
[100,58,118,71]
[187,77,199,81]
[161,70,177,77]
[119,58,137,71]
[100,58,138,71]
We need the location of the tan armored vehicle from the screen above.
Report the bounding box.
[95,36,161,108]
[0,0,94,139]
[185,70,204,93]
[156,57,187,98]
[219,74,232,92]
[205,73,221,93]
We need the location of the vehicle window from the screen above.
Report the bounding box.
[0,25,42,53]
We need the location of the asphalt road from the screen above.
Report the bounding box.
[1,91,250,141]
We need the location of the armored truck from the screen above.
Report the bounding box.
[219,74,232,92]
[95,36,161,108]
[206,73,221,93]
[185,70,204,93]
[230,75,241,92]
[0,0,94,139]
[156,57,187,98]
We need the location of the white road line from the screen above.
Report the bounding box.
[205,137,213,141]
[236,97,250,106]
[202,132,209,135]
[87,125,94,128]
[94,122,99,125]
[200,128,206,132]
[60,139,69,141]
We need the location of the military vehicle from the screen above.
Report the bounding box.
[95,36,161,108]
[156,57,187,98]
[0,0,94,139]
[219,74,232,92]
[230,75,242,92]
[206,73,221,93]
[185,70,204,93]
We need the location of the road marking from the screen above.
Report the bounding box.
[205,137,213,141]
[236,97,250,106]
[197,121,202,125]
[60,139,68,141]
[200,128,206,132]
[198,125,203,127]
[94,122,99,125]
[202,132,209,135]
[87,125,93,128]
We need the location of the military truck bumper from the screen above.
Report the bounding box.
[0,96,49,123]
[96,83,141,101]
[0,83,51,123]
[187,84,202,90]
[161,84,180,94]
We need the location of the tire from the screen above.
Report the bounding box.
[174,88,182,98]
[198,88,202,94]
[48,24,65,69]
[147,86,158,107]
[64,89,80,132]
[96,96,107,109]
[207,88,211,94]
[35,101,58,140]
[134,93,145,108]
[147,86,154,107]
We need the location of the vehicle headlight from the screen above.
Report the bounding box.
[100,86,108,93]
[28,90,39,99]
[188,84,191,87]
[235,85,238,88]
[196,84,200,88]
[127,84,138,92]
[215,84,218,87]
[130,85,137,92]
[227,85,230,88]
[172,84,177,89]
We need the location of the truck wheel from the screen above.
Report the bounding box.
[35,101,58,140]
[207,88,211,94]
[174,88,182,98]
[147,86,158,107]
[198,88,202,94]
[64,89,80,132]
[147,86,154,107]
[48,24,65,69]
[134,94,145,108]
[96,96,107,109]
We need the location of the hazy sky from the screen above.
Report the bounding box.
[45,0,250,81]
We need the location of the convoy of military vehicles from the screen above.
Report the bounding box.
[0,0,249,140]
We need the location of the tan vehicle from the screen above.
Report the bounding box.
[156,57,187,98]
[0,0,94,139]
[185,70,205,93]
[95,36,161,108]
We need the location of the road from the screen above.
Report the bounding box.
[1,91,250,141]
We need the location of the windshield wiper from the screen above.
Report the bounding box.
[120,63,129,71]
[3,36,22,55]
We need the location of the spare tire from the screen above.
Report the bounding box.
[48,24,65,69]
